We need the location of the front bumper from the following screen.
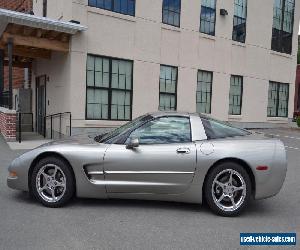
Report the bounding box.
[7,175,23,191]
[7,157,29,192]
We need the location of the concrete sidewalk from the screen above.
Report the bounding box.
[7,139,51,150]
[4,132,51,150]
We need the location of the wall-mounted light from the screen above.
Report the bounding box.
[220,9,228,16]
[70,20,81,24]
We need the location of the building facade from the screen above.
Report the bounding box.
[295,65,300,116]
[295,36,300,117]
[21,0,300,135]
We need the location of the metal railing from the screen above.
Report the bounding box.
[45,112,72,139]
[17,112,34,143]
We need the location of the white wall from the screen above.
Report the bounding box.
[33,0,300,129]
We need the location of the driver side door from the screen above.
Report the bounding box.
[103,116,197,194]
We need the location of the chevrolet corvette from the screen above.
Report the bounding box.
[7,112,287,216]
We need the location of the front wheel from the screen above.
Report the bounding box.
[31,157,75,207]
[204,162,252,217]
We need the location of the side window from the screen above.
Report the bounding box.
[128,116,191,144]
[202,117,250,139]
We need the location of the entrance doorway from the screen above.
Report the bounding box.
[36,76,46,136]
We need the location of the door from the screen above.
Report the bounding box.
[36,76,46,135]
[104,116,197,194]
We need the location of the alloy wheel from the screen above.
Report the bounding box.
[36,164,67,203]
[211,169,246,212]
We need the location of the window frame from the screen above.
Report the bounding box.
[159,64,178,111]
[126,116,192,145]
[200,0,217,36]
[228,75,243,115]
[232,0,247,43]
[162,0,182,27]
[88,0,136,17]
[267,81,289,118]
[271,0,295,54]
[196,70,213,114]
[85,54,134,121]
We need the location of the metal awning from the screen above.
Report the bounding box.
[0,8,87,35]
[0,8,87,109]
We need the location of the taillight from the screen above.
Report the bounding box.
[256,166,269,171]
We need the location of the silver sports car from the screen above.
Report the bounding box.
[7,112,287,216]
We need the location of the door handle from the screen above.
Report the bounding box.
[176,148,190,154]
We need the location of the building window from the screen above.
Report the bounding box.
[162,0,181,27]
[229,75,243,115]
[86,55,133,120]
[271,0,295,54]
[88,0,135,16]
[159,65,177,111]
[200,0,216,36]
[232,0,247,43]
[267,81,289,117]
[196,70,213,114]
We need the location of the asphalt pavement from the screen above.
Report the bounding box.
[0,129,299,250]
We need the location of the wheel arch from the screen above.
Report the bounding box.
[28,152,76,194]
[202,157,256,202]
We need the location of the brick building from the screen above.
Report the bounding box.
[0,0,32,90]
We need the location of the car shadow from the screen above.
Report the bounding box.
[10,191,276,217]
[73,197,213,214]
[10,191,36,205]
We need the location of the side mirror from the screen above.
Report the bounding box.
[126,137,139,149]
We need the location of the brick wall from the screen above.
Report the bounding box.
[3,68,24,90]
[0,0,32,13]
[0,108,16,141]
[0,0,32,91]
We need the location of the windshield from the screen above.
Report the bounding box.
[96,115,152,143]
[201,115,251,139]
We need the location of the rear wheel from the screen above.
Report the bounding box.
[31,157,75,207]
[204,162,251,217]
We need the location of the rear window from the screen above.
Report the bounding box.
[201,116,251,139]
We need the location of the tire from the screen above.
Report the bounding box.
[31,157,75,208]
[204,162,252,217]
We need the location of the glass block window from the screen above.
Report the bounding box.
[229,75,243,115]
[86,55,133,120]
[88,0,135,16]
[267,81,289,117]
[196,70,213,114]
[271,0,295,54]
[162,0,181,27]
[232,0,247,43]
[200,0,216,36]
[159,65,177,111]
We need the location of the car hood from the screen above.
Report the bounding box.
[39,134,99,148]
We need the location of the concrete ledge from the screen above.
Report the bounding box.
[0,107,16,114]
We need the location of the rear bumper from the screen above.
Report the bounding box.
[254,140,287,200]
